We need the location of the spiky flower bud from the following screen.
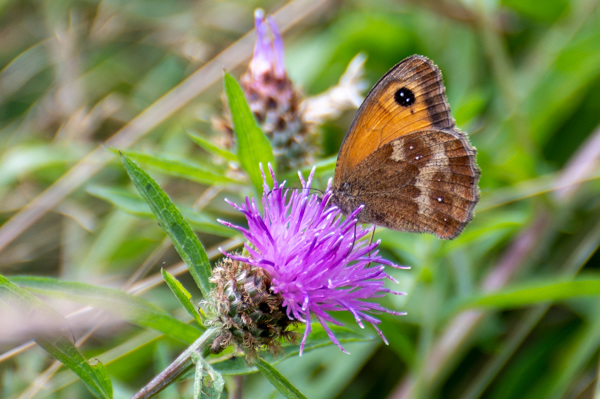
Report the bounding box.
[202,257,298,358]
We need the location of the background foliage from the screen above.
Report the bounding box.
[1,0,600,398]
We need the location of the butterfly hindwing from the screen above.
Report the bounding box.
[333,128,479,239]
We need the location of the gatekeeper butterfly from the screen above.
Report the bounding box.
[332,55,480,239]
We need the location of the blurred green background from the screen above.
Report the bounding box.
[1,0,600,398]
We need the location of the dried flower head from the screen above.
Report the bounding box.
[202,257,298,359]
[219,166,406,355]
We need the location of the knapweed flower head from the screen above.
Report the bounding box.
[219,165,407,355]
[213,9,366,174]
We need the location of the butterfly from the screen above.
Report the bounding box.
[331,55,480,240]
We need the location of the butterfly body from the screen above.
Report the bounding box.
[332,55,480,240]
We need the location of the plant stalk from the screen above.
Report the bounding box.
[132,328,219,399]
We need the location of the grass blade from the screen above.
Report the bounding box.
[187,130,238,162]
[12,276,201,344]
[451,276,600,313]
[36,336,113,399]
[0,275,113,399]
[255,357,307,399]
[87,185,234,237]
[282,155,337,181]
[120,150,240,185]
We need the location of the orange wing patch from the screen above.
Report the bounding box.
[335,55,454,181]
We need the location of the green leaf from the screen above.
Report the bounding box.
[187,130,238,162]
[282,155,337,181]
[540,308,600,398]
[0,275,113,399]
[0,143,84,188]
[162,269,204,328]
[255,357,307,399]
[121,154,213,297]
[37,336,113,399]
[120,150,240,185]
[191,352,225,399]
[87,185,234,237]
[12,276,201,344]
[223,72,275,192]
[450,276,600,313]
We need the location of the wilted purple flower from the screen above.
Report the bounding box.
[219,166,406,355]
[240,10,312,173]
[247,9,286,81]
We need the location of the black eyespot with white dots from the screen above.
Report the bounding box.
[394,87,415,107]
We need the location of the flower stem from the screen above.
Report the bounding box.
[132,328,219,399]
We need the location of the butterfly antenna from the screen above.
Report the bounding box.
[347,220,358,254]
[324,191,333,208]
[265,186,324,197]
[366,226,376,267]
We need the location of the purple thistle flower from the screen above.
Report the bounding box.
[218,165,407,355]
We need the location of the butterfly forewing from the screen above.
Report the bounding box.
[335,55,454,180]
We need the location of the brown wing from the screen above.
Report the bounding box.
[332,129,480,239]
[334,55,454,183]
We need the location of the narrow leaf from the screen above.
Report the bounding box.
[0,275,113,399]
[37,336,113,399]
[451,277,600,313]
[255,357,307,399]
[120,150,240,185]
[223,72,275,192]
[282,155,337,181]
[210,325,370,375]
[121,154,213,297]
[87,185,234,237]
[187,130,238,162]
[12,276,201,344]
[193,353,204,399]
[162,269,204,328]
